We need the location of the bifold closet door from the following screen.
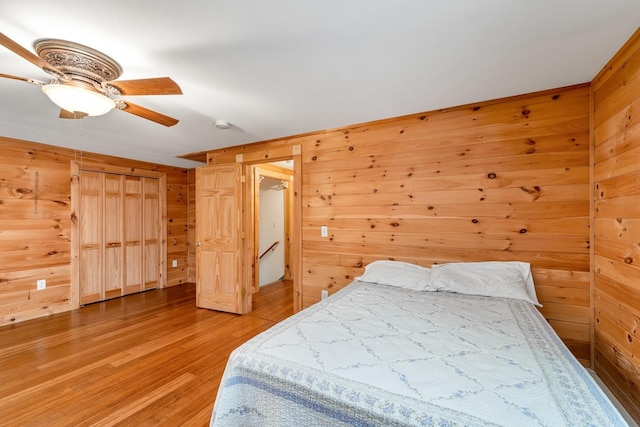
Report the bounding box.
[79,171,161,304]
[79,172,124,304]
[143,178,160,290]
[124,176,143,295]
[104,173,124,300]
[79,171,102,305]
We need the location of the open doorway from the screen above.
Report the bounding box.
[249,160,294,320]
[195,151,301,317]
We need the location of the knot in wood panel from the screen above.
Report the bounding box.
[520,186,541,201]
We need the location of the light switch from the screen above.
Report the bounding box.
[321,226,328,237]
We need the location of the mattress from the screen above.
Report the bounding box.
[211,280,628,426]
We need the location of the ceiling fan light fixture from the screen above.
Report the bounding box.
[41,83,115,116]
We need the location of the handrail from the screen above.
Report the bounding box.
[259,241,280,260]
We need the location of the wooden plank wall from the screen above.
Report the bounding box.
[0,136,190,326]
[206,84,592,363]
[592,28,640,421]
[166,168,190,286]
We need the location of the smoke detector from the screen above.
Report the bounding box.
[214,120,231,129]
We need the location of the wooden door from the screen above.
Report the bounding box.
[196,163,249,314]
[78,171,161,303]
[143,178,160,290]
[79,171,103,304]
[103,173,124,300]
[124,176,143,295]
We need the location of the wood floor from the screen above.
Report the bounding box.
[0,280,293,427]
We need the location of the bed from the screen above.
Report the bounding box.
[210,261,629,426]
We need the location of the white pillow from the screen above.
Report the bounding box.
[429,261,541,306]
[355,260,434,291]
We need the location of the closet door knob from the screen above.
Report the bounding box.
[196,241,201,247]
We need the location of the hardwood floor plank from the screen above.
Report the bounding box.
[88,373,197,427]
[0,280,293,426]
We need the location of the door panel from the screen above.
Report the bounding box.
[104,247,122,299]
[196,164,249,314]
[80,248,101,304]
[104,173,123,299]
[124,243,142,295]
[144,242,158,287]
[143,181,159,290]
[124,176,142,295]
[79,172,102,304]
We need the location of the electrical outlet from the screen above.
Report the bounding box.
[321,225,328,238]
[321,289,329,300]
[36,279,46,290]
[172,259,178,268]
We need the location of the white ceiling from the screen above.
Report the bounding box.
[0,1,638,168]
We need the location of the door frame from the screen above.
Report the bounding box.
[70,161,167,309]
[252,163,294,293]
[234,146,302,313]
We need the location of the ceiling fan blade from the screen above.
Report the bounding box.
[0,32,52,71]
[106,77,182,96]
[59,109,87,119]
[116,101,179,127]
[0,73,45,85]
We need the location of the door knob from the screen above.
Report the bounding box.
[196,241,201,247]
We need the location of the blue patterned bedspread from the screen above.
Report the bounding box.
[211,281,628,426]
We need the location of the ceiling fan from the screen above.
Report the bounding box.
[0,32,182,126]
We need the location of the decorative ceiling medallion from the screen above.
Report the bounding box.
[33,39,123,84]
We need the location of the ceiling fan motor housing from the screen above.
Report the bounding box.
[34,39,123,92]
